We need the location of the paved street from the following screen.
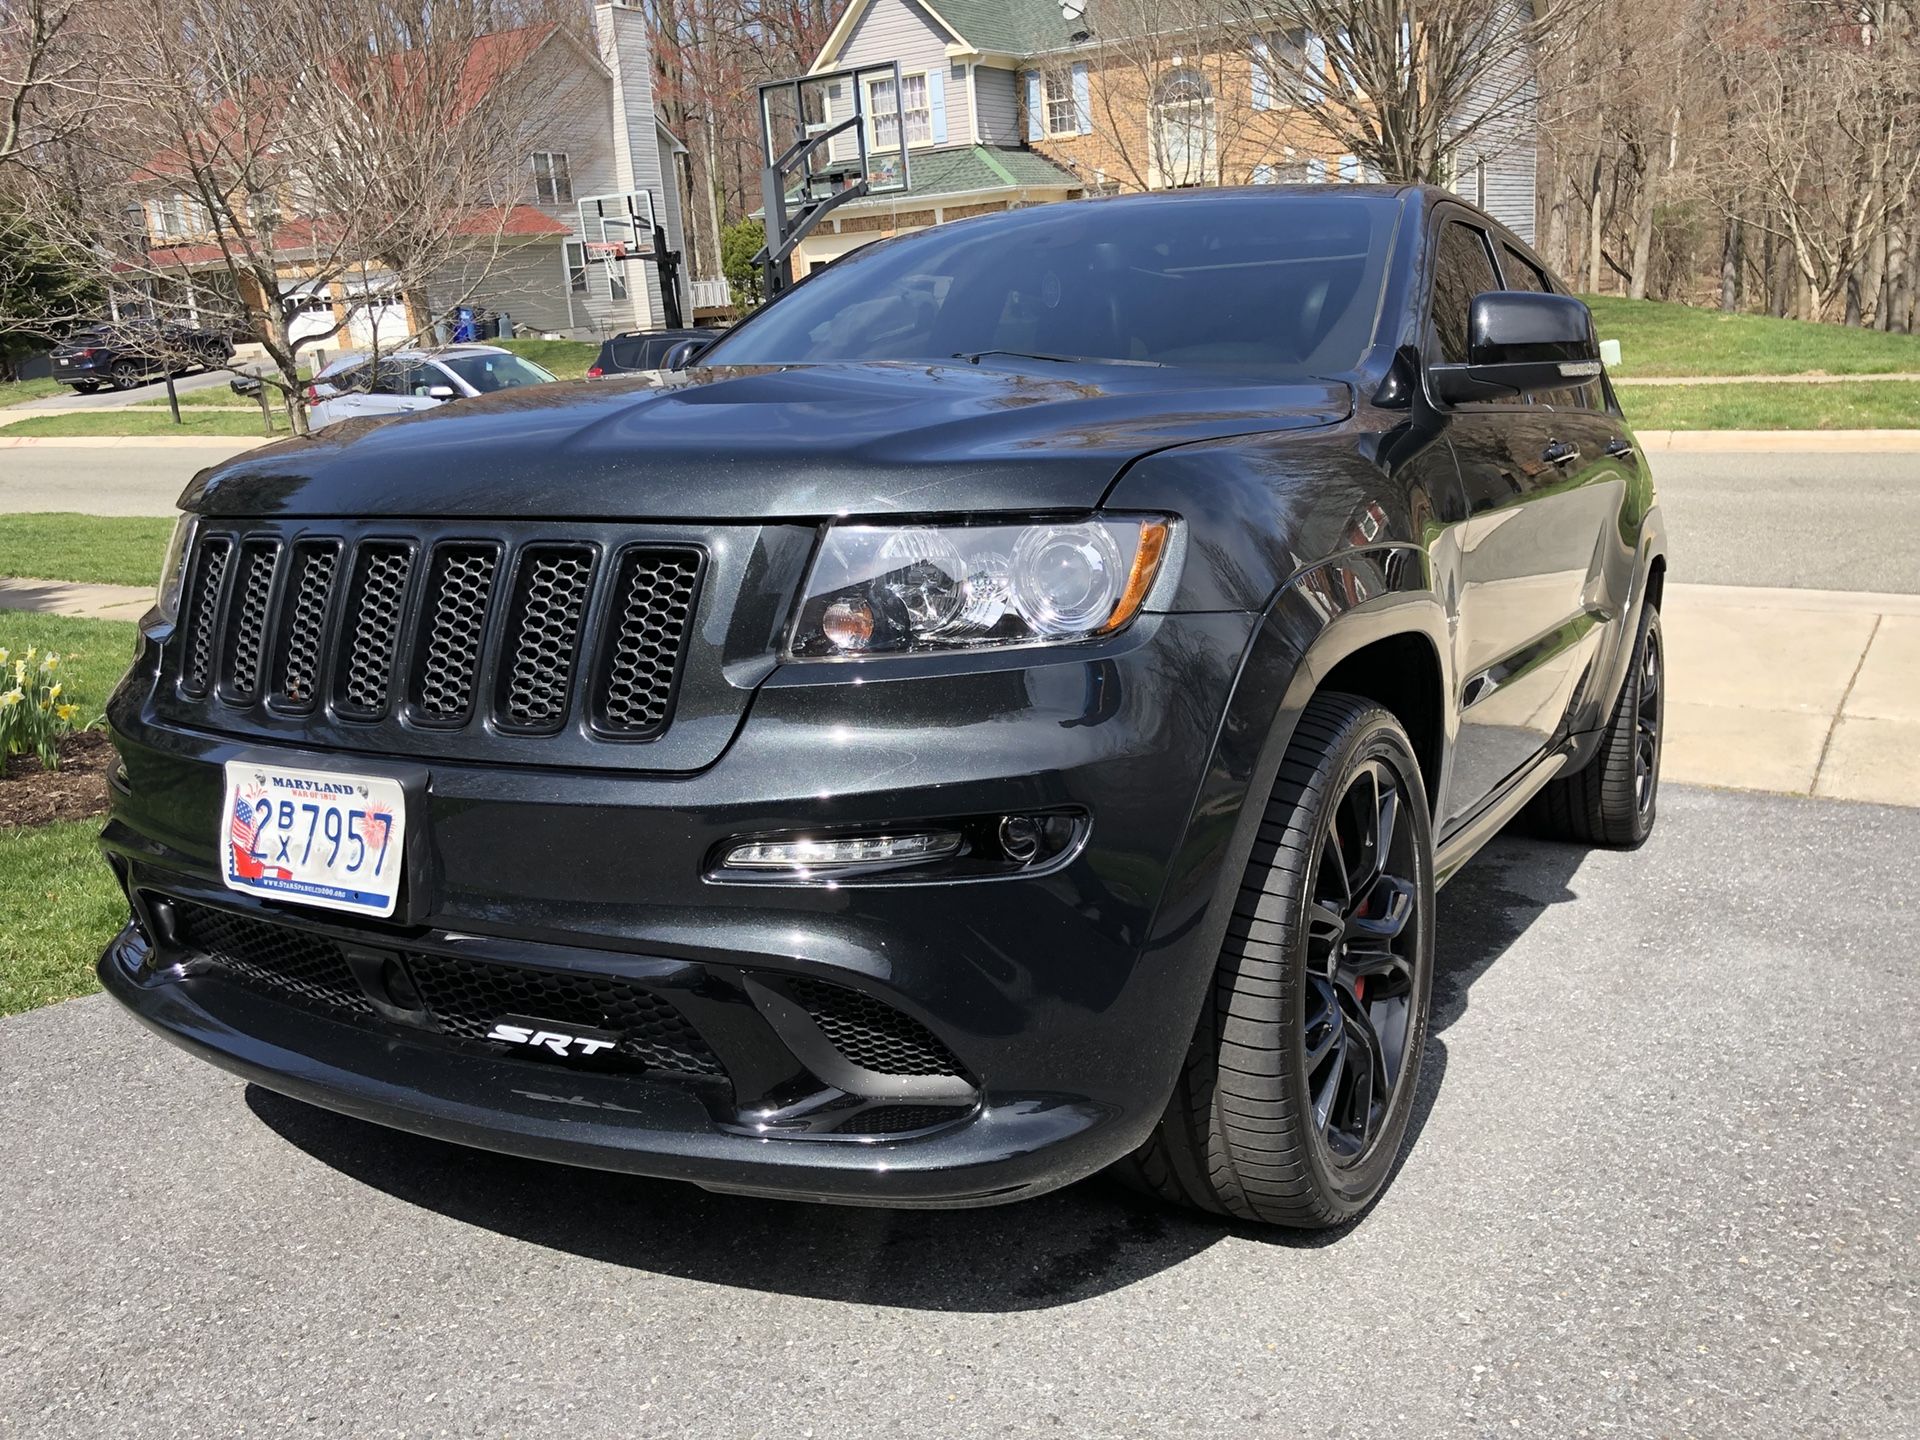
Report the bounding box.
[5,368,233,411]
[5,442,1919,598]
[1,786,1913,1439]
[1650,450,1920,593]
[0,440,258,515]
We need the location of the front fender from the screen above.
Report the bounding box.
[1130,546,1448,1110]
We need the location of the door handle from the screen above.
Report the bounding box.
[1605,436,1636,461]
[1543,439,1581,467]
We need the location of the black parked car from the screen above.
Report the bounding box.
[586,326,724,377]
[51,321,234,393]
[98,187,1664,1228]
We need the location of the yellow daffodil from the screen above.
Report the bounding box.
[56,703,78,722]
[24,646,35,661]
[43,654,59,671]
[47,683,61,701]
[0,689,21,710]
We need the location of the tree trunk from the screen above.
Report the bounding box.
[1720,208,1742,312]
[1587,156,1605,294]
[1628,170,1657,302]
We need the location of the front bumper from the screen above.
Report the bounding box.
[99,610,1260,1207]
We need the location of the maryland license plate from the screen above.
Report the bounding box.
[221,761,406,918]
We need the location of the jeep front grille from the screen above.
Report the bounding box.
[164,525,704,752]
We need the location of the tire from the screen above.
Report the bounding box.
[1527,606,1663,848]
[1117,692,1436,1228]
[109,360,142,391]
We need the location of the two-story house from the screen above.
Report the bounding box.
[123,0,698,350]
[791,0,1537,277]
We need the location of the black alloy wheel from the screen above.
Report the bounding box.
[1117,692,1436,1228]
[1633,620,1663,820]
[109,360,141,391]
[1303,758,1422,1167]
[1527,604,1664,848]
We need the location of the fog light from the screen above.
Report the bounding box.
[722,831,962,872]
[997,814,1042,862]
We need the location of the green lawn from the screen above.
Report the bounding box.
[0,820,123,1015]
[1616,381,1920,430]
[0,376,69,408]
[0,410,282,438]
[497,337,597,380]
[1588,296,1920,378]
[135,388,264,409]
[0,515,174,587]
[0,615,139,717]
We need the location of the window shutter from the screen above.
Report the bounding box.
[1072,62,1092,134]
[1251,40,1270,111]
[1025,70,1043,141]
[928,65,947,144]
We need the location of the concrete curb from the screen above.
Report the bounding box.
[1635,429,1920,452]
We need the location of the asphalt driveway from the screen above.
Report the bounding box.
[1,785,1913,1438]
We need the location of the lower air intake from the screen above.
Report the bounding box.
[784,977,964,1079]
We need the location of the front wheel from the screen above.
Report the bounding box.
[1527,606,1663,848]
[1118,692,1436,1228]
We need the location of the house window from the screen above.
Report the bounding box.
[1151,68,1215,188]
[608,256,627,302]
[868,72,931,149]
[564,241,587,294]
[1043,67,1077,135]
[531,152,573,205]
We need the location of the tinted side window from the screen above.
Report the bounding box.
[1429,221,1500,364]
[1501,245,1550,293]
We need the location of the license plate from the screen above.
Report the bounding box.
[221,761,406,917]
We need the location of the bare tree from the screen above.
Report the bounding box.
[0,0,102,165]
[2,0,576,430]
[1232,0,1586,185]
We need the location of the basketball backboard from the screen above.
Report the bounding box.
[577,191,657,260]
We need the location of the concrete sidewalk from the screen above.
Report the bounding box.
[1623,371,1920,386]
[4,573,1915,807]
[1662,582,1920,805]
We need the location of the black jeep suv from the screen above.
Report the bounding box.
[98,188,1665,1228]
[52,320,234,393]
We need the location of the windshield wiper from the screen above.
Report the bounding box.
[951,350,1168,368]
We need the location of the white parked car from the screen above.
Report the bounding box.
[305,345,557,431]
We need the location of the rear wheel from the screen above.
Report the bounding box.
[1118,693,1436,1228]
[109,360,142,391]
[1528,606,1663,848]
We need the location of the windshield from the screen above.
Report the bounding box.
[705,193,1396,378]
[440,353,555,392]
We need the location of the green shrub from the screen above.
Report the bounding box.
[0,645,86,771]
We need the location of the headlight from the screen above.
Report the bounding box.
[788,515,1174,659]
[154,514,196,625]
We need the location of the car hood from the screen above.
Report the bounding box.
[182,361,1353,520]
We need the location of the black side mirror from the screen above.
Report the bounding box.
[1429,291,1601,404]
[660,338,712,372]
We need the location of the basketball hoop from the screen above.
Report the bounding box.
[584,239,628,261]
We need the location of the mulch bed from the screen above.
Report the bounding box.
[1,731,114,828]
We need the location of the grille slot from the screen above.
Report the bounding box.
[180,536,233,697]
[274,542,340,711]
[411,543,499,722]
[595,548,701,738]
[405,953,722,1076]
[171,899,372,1019]
[222,541,279,701]
[499,546,594,731]
[785,978,964,1079]
[337,542,414,718]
